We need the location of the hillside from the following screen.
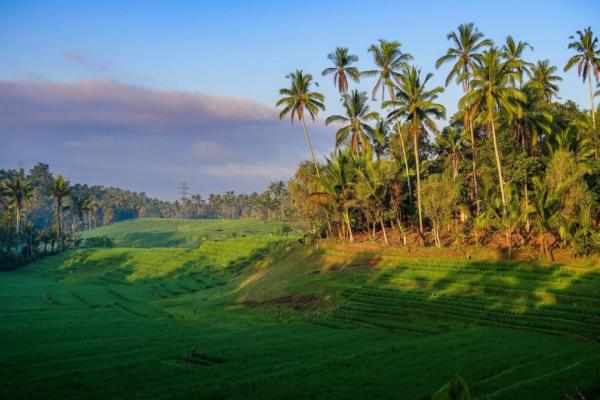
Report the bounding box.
[1,219,599,399]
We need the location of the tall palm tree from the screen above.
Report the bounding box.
[277,70,326,176]
[369,119,390,160]
[386,66,446,234]
[529,59,563,102]
[322,47,360,93]
[502,36,533,86]
[436,23,492,213]
[564,27,600,136]
[460,48,525,207]
[363,39,413,199]
[50,175,70,248]
[326,90,379,156]
[3,173,33,234]
[435,23,492,90]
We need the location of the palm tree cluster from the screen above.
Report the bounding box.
[279,24,600,259]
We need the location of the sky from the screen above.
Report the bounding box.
[0,0,598,200]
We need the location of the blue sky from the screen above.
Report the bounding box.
[0,1,598,199]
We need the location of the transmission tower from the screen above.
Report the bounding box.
[178,182,190,202]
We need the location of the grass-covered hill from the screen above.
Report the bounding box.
[1,219,599,399]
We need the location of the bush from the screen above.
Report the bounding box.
[84,236,116,248]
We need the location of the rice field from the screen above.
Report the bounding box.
[1,219,599,399]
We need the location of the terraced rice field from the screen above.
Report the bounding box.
[1,220,599,399]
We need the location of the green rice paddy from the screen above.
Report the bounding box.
[1,219,599,399]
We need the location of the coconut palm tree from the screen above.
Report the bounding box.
[3,173,33,234]
[436,23,492,213]
[564,27,600,135]
[363,39,413,199]
[50,175,70,248]
[502,36,533,86]
[386,66,446,235]
[435,23,492,90]
[326,90,379,156]
[277,70,326,176]
[322,47,360,94]
[460,48,526,207]
[308,151,356,242]
[369,119,390,160]
[529,59,563,102]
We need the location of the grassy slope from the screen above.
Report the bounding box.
[1,219,600,399]
[81,218,294,247]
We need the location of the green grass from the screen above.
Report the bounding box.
[82,218,296,247]
[1,219,600,399]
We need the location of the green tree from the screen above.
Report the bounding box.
[355,155,393,244]
[460,48,526,207]
[3,173,33,234]
[50,175,70,248]
[501,36,533,85]
[277,70,326,176]
[421,174,460,248]
[369,119,390,160]
[436,127,465,181]
[564,27,600,146]
[529,59,563,102]
[308,151,356,242]
[436,23,492,214]
[510,83,553,152]
[530,177,565,261]
[386,66,446,235]
[326,90,379,156]
[322,47,360,93]
[363,39,413,198]
[486,184,530,259]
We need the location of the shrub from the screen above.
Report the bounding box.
[84,236,116,248]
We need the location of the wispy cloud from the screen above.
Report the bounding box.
[64,50,108,71]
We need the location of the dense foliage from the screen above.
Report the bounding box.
[280,24,600,259]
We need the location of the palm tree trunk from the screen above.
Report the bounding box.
[379,214,388,245]
[56,202,62,249]
[412,118,424,235]
[15,206,20,234]
[387,86,413,201]
[468,115,480,214]
[344,208,353,243]
[588,76,598,159]
[490,118,507,207]
[396,217,407,246]
[300,115,321,177]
